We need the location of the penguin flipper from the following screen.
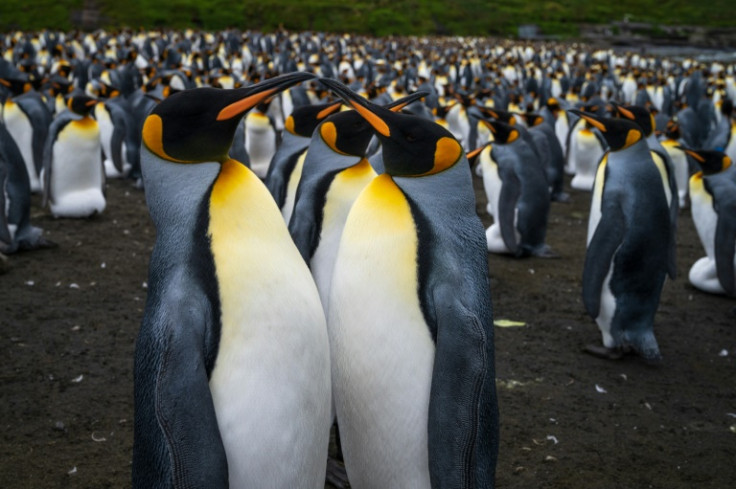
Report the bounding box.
[714,199,736,296]
[428,290,497,487]
[288,203,319,264]
[582,202,626,318]
[110,123,126,174]
[134,298,229,488]
[265,151,301,208]
[497,168,521,254]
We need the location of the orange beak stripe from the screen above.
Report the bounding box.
[217,87,278,121]
[350,101,390,137]
[316,102,342,120]
[580,114,606,133]
[684,150,705,163]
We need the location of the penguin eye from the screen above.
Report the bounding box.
[406,132,417,142]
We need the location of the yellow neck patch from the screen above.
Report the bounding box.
[142,113,193,163]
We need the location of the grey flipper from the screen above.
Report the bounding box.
[428,291,497,488]
[288,135,359,261]
[713,186,736,296]
[264,131,310,207]
[651,147,678,279]
[396,160,498,488]
[110,113,126,173]
[496,163,520,255]
[0,165,12,248]
[16,93,52,176]
[41,114,73,208]
[582,193,626,318]
[133,276,228,489]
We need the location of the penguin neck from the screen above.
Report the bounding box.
[141,146,221,264]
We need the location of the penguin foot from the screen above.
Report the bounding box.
[325,457,350,489]
[551,192,571,203]
[583,344,628,360]
[18,236,58,251]
[532,245,560,259]
[0,252,9,274]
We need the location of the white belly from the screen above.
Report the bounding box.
[280,151,306,225]
[327,174,434,489]
[311,159,376,311]
[207,160,331,488]
[49,121,106,218]
[571,130,603,191]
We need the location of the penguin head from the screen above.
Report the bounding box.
[679,148,732,176]
[522,112,545,127]
[285,101,343,137]
[0,76,33,96]
[67,94,98,116]
[611,103,655,136]
[142,71,314,164]
[570,110,643,151]
[478,106,517,125]
[664,118,680,140]
[320,77,462,177]
[480,119,520,145]
[318,90,428,157]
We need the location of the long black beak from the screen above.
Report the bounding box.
[217,71,315,121]
[319,77,395,138]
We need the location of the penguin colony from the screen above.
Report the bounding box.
[1,28,735,487]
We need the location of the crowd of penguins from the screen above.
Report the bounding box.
[2,28,736,488]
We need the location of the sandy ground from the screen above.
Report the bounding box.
[1,170,734,488]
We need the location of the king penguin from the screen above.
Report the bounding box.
[480,118,555,257]
[572,110,672,363]
[244,99,278,178]
[288,87,426,311]
[1,78,52,193]
[320,78,498,489]
[133,72,332,489]
[611,102,678,279]
[264,100,343,223]
[0,121,54,253]
[682,148,736,296]
[42,94,106,218]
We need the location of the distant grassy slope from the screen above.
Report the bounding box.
[1,0,733,36]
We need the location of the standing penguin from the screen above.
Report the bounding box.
[682,148,735,296]
[42,95,106,218]
[264,100,343,223]
[522,112,569,202]
[133,72,333,489]
[660,118,690,209]
[243,100,278,178]
[1,79,52,193]
[0,122,54,253]
[573,110,672,363]
[480,118,554,257]
[565,109,606,191]
[321,78,498,489]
